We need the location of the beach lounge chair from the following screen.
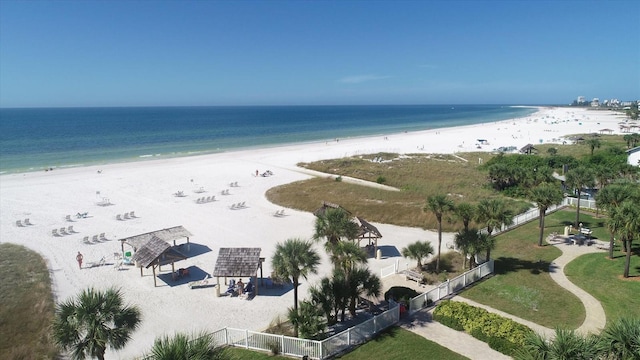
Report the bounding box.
[67,225,74,233]
[116,214,123,221]
[99,233,106,241]
[87,256,106,268]
[239,201,246,208]
[189,275,215,289]
[60,227,68,235]
[24,218,32,225]
[65,215,72,222]
[52,229,59,236]
[124,212,130,219]
[92,235,99,242]
[205,196,211,202]
[113,260,123,270]
[16,220,24,227]
[129,211,135,218]
[82,236,90,244]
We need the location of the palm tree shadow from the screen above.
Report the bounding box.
[493,256,551,275]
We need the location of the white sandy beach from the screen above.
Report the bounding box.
[0,106,630,359]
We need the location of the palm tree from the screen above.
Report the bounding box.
[146,332,224,360]
[454,228,476,269]
[609,201,640,278]
[271,238,320,337]
[596,183,635,259]
[346,267,381,317]
[476,198,513,261]
[401,241,434,270]
[313,208,360,252]
[52,287,141,360]
[329,240,367,273]
[530,183,564,247]
[597,317,640,359]
[424,194,454,272]
[585,138,601,156]
[309,276,340,325]
[565,166,595,227]
[288,300,325,339]
[453,202,475,231]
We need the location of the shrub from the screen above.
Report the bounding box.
[433,300,533,356]
[335,176,342,182]
[376,176,386,184]
[384,286,420,303]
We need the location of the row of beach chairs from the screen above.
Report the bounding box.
[273,209,286,217]
[66,213,89,221]
[53,226,75,236]
[116,211,136,221]
[220,189,231,195]
[196,196,216,204]
[82,233,108,244]
[230,202,246,210]
[16,218,33,227]
[229,181,239,187]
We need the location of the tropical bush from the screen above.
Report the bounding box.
[383,286,420,303]
[433,300,533,356]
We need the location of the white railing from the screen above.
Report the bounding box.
[564,196,597,210]
[408,259,494,315]
[380,259,399,278]
[208,301,400,359]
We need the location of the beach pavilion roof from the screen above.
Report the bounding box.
[599,128,614,134]
[131,235,188,287]
[313,201,352,217]
[119,225,193,251]
[520,144,537,154]
[213,247,263,278]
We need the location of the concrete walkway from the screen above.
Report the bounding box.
[400,233,608,359]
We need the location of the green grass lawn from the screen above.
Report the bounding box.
[0,243,58,359]
[565,250,640,324]
[463,209,640,329]
[223,327,469,360]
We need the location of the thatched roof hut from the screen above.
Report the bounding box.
[119,225,192,252]
[355,216,383,255]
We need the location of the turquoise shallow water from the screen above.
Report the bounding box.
[0,105,537,174]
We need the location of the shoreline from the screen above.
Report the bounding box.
[0,105,539,175]
[0,106,631,359]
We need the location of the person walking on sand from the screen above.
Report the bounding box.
[76,251,83,269]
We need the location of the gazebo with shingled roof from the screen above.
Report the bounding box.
[130,236,188,287]
[212,247,263,297]
[313,201,383,256]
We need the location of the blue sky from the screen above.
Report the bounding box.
[1,0,638,107]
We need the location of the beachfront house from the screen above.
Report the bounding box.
[627,146,640,167]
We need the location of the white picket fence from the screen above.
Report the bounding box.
[408,259,494,314]
[208,301,400,359]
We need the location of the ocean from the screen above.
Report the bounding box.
[0,105,537,174]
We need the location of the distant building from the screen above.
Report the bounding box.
[627,146,640,167]
[577,96,586,105]
[591,98,600,107]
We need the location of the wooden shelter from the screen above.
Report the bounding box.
[119,225,193,254]
[131,236,188,287]
[598,128,614,134]
[355,216,383,255]
[519,144,537,154]
[313,201,352,217]
[212,247,263,297]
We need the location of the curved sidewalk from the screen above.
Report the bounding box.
[545,237,607,335]
[401,235,607,359]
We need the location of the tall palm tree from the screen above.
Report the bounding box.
[454,228,476,269]
[52,287,141,360]
[271,238,320,337]
[565,166,595,227]
[401,241,434,270]
[453,202,475,232]
[596,183,635,258]
[309,276,340,326]
[312,208,360,252]
[530,183,564,247]
[329,240,367,273]
[146,332,224,360]
[585,138,601,156]
[424,194,454,272]
[609,201,640,278]
[476,198,513,261]
[346,267,381,317]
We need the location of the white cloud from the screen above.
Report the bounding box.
[338,74,391,84]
